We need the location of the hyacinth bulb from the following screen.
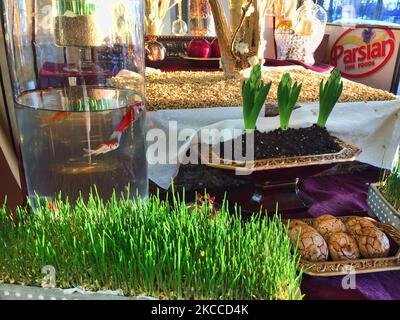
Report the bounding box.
[172,19,188,36]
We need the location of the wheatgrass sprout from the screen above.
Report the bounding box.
[379,149,400,211]
[56,0,96,16]
[0,188,303,300]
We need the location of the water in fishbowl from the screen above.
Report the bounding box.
[15,86,148,207]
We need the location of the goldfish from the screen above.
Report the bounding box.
[37,88,73,126]
[38,111,71,127]
[83,141,119,157]
[39,87,54,98]
[109,102,143,142]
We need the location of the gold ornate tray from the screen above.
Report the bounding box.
[292,216,400,277]
[200,137,362,173]
[181,55,221,62]
[181,55,221,69]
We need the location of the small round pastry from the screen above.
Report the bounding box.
[328,232,360,261]
[298,229,329,262]
[357,227,390,259]
[288,222,313,244]
[313,214,347,240]
[345,217,377,240]
[289,225,329,262]
[288,219,309,230]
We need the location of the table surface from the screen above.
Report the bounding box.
[296,166,400,300]
[38,57,399,300]
[155,58,399,300]
[167,163,400,300]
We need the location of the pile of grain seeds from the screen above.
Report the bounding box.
[144,69,396,111]
[55,16,103,47]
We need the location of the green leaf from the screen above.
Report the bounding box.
[242,79,254,124]
[317,69,343,127]
[277,73,302,130]
[242,65,271,131]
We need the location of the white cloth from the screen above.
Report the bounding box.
[147,99,400,189]
[63,286,124,296]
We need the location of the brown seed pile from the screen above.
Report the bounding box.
[146,71,241,111]
[55,16,103,47]
[145,70,397,111]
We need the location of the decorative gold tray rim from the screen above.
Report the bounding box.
[150,35,215,41]
[290,216,400,277]
[200,137,362,173]
[181,55,221,62]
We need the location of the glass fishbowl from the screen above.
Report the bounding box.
[2,0,148,206]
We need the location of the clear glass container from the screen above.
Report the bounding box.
[274,0,298,30]
[190,0,210,36]
[2,0,148,206]
[172,0,188,36]
[275,0,327,64]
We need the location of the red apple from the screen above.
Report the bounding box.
[211,38,221,58]
[187,39,212,58]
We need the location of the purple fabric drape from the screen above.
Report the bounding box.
[296,167,400,300]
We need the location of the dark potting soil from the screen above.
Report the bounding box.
[218,124,342,160]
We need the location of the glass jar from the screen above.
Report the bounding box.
[274,0,298,30]
[2,0,148,206]
[274,0,327,64]
[190,0,210,36]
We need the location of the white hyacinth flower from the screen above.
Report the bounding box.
[244,4,255,17]
[248,56,259,67]
[235,42,249,55]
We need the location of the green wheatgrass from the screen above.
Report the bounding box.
[65,98,116,111]
[379,155,400,211]
[0,189,303,300]
[56,0,96,16]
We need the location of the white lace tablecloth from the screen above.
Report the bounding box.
[147,98,400,189]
